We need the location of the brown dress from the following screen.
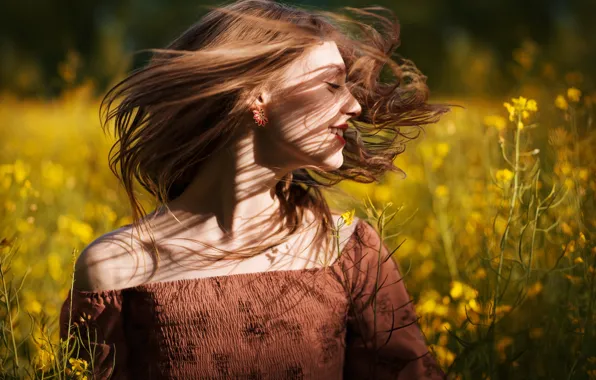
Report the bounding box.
[59,219,447,379]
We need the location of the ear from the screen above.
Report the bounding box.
[242,83,272,110]
[250,90,271,111]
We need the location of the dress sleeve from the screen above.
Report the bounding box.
[59,289,129,379]
[343,220,446,379]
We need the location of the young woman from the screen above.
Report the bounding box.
[59,0,451,378]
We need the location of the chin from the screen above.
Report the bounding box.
[319,150,344,171]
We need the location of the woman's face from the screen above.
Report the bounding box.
[255,40,362,172]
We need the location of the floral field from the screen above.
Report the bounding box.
[0,69,594,378]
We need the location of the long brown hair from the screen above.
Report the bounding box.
[99,0,452,274]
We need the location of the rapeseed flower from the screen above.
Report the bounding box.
[449,281,478,301]
[434,185,449,199]
[495,169,514,183]
[555,95,569,110]
[503,96,538,122]
[340,209,355,226]
[567,87,581,102]
[67,358,89,379]
[435,142,450,157]
[32,347,55,372]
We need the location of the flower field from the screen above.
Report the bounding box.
[0,73,594,378]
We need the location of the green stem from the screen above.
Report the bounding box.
[526,172,541,284]
[492,112,522,377]
[0,262,19,369]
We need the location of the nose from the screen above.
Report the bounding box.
[341,91,362,120]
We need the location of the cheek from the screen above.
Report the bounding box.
[269,88,341,139]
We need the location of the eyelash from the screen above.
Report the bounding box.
[325,82,342,90]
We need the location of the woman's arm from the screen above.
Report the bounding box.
[344,220,446,379]
[59,289,129,379]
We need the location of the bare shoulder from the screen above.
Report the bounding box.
[73,225,149,292]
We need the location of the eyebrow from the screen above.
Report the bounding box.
[330,64,346,76]
[325,64,347,81]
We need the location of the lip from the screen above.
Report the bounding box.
[334,134,346,145]
[329,123,348,131]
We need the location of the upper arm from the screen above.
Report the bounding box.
[73,230,141,292]
[344,220,446,379]
[62,248,132,379]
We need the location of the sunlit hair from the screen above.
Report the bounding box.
[99,0,452,273]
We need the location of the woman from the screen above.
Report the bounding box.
[59,0,451,378]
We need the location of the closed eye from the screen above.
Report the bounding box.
[324,81,342,90]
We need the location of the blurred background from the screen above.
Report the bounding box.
[1,0,595,98]
[0,1,594,379]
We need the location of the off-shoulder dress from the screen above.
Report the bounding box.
[59,218,447,379]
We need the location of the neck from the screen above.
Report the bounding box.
[149,129,300,243]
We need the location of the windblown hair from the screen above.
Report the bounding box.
[99,0,451,273]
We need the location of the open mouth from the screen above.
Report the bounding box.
[328,127,346,144]
[328,127,344,138]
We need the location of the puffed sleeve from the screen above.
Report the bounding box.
[59,289,129,379]
[343,220,446,379]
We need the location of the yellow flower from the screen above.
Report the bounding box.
[503,102,516,122]
[511,96,528,108]
[495,169,514,183]
[450,281,463,299]
[69,358,89,376]
[450,280,478,301]
[26,299,42,314]
[58,215,94,243]
[32,347,55,372]
[503,96,538,121]
[13,159,29,184]
[578,168,589,181]
[435,143,450,157]
[467,298,480,312]
[567,87,581,102]
[434,185,449,199]
[340,209,355,226]
[555,95,568,110]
